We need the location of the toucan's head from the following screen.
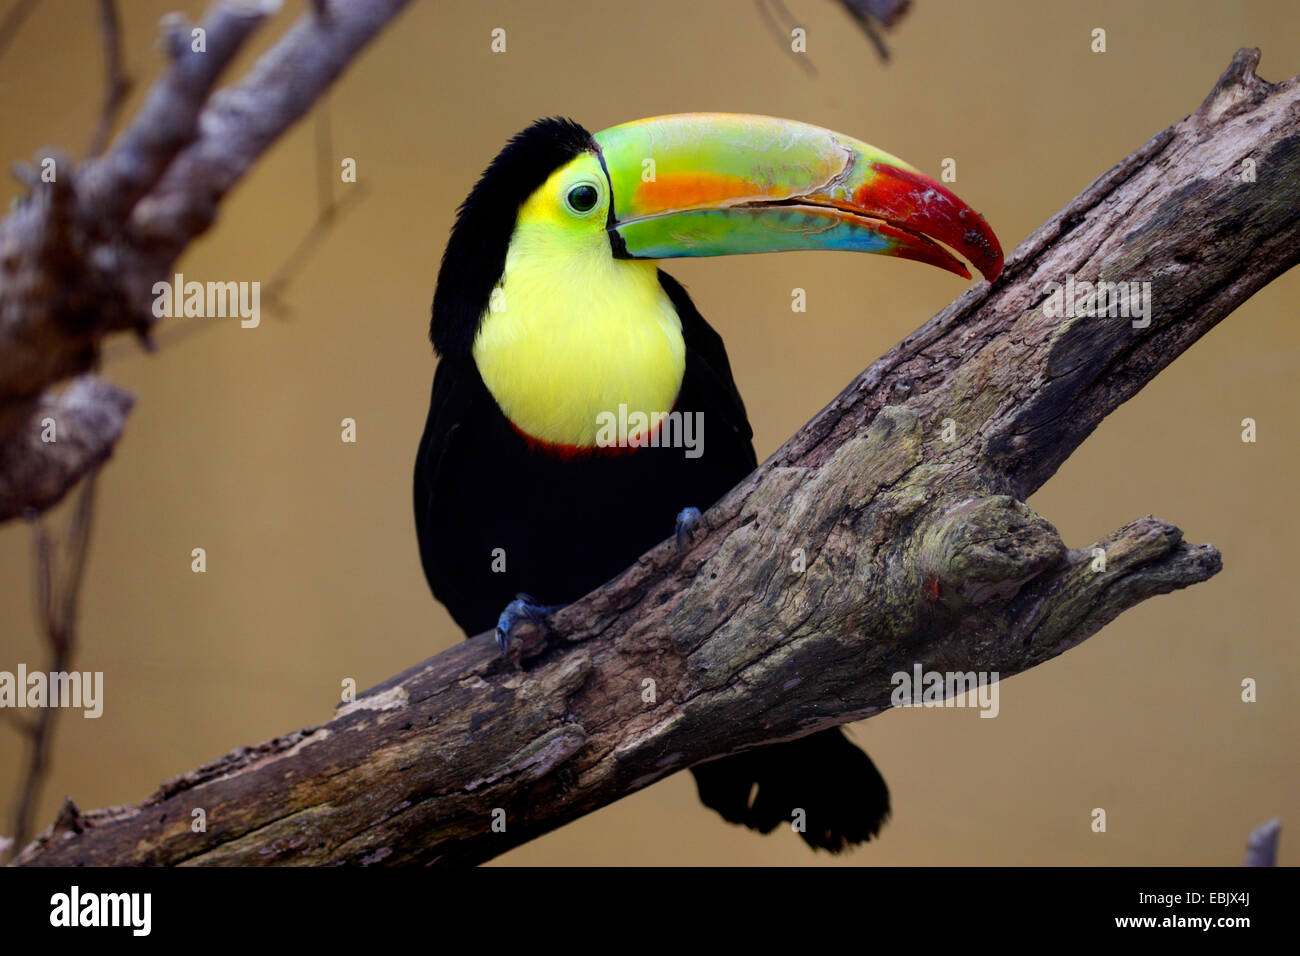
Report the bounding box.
[430,113,1003,361]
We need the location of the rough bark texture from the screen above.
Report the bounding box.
[13,49,1296,867]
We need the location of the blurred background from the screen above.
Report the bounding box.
[0,0,1296,865]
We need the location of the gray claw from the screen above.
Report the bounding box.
[675,506,703,552]
[495,594,552,656]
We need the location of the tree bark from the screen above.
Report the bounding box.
[12,49,1296,866]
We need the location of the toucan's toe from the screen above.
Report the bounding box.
[494,593,555,657]
[675,507,703,552]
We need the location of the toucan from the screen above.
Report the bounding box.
[415,113,1002,852]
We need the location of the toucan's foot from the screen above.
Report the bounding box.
[495,593,556,657]
[675,507,703,552]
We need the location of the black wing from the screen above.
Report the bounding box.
[658,268,756,466]
[413,357,478,603]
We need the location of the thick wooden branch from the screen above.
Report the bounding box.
[0,0,414,520]
[15,49,1298,867]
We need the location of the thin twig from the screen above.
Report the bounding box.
[105,98,364,350]
[102,179,368,360]
[262,181,367,316]
[316,98,335,222]
[86,0,133,158]
[5,473,99,863]
[834,0,910,61]
[756,0,818,76]
[0,0,37,64]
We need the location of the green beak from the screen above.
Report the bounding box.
[593,113,1003,282]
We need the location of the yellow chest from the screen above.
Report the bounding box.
[471,242,686,449]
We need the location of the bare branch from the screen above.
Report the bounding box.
[126,0,414,261]
[77,2,275,229]
[0,0,414,521]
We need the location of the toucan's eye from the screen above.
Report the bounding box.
[565,183,599,215]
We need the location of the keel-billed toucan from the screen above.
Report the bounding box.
[416,114,1002,852]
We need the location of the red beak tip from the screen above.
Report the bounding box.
[974,258,1002,283]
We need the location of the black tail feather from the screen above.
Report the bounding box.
[691,727,890,852]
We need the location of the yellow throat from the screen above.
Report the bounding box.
[471,169,686,449]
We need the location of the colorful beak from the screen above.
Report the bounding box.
[593,113,1002,282]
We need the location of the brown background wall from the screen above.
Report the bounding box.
[0,0,1296,865]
